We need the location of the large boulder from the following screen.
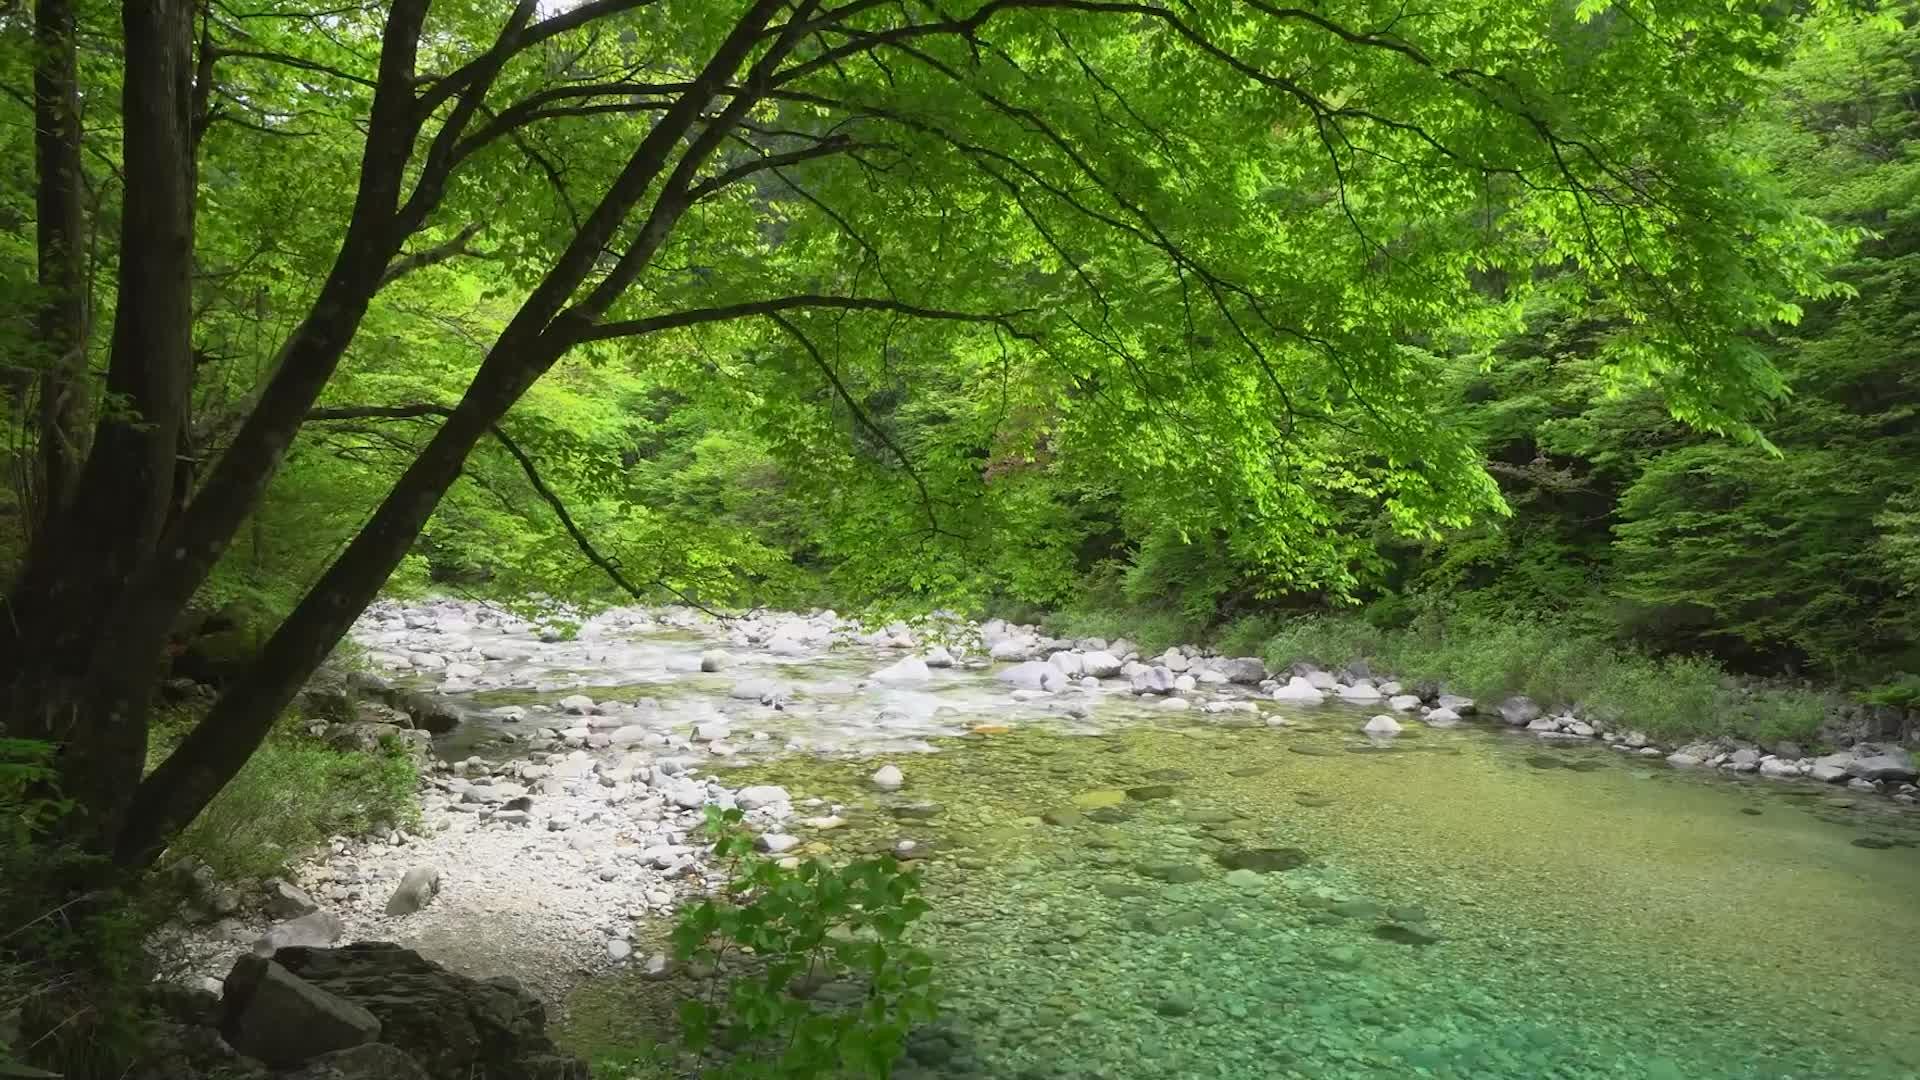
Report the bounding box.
[222,957,381,1067]
[1218,657,1267,684]
[988,638,1034,662]
[1130,666,1177,696]
[1845,745,1917,782]
[997,660,1067,692]
[1270,677,1324,703]
[1499,696,1542,727]
[269,944,589,1080]
[1081,651,1124,678]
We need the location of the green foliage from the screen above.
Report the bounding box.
[1259,608,1829,744]
[1859,675,1920,710]
[653,807,937,1079]
[154,714,418,881]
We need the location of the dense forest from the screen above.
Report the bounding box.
[2,1,1918,1078]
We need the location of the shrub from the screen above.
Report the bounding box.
[648,807,938,1079]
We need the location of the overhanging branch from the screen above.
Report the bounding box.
[303,403,718,612]
[580,293,1037,342]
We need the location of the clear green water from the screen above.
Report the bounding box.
[564,718,1920,1079]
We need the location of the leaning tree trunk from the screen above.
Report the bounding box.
[2,0,199,849]
[28,0,89,531]
[114,0,800,868]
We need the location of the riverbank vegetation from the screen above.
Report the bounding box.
[2,0,1917,1076]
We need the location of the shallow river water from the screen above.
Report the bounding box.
[405,613,1920,1080]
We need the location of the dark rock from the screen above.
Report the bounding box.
[1125,784,1177,801]
[1143,768,1192,782]
[1041,809,1086,827]
[281,1044,431,1080]
[1288,746,1334,757]
[1851,837,1896,850]
[1327,900,1383,919]
[889,802,943,820]
[221,957,381,1067]
[1227,765,1271,777]
[1086,807,1133,824]
[270,944,588,1080]
[1154,990,1197,1017]
[1524,755,1566,771]
[1294,794,1335,807]
[1214,848,1308,873]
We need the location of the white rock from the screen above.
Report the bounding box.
[924,646,955,668]
[871,764,905,791]
[558,694,597,715]
[1422,707,1463,727]
[1271,677,1325,702]
[700,649,733,672]
[736,785,791,810]
[1362,715,1402,736]
[873,657,931,685]
[1338,682,1383,702]
[607,938,633,962]
[1173,674,1197,692]
[1387,694,1423,712]
[756,833,801,854]
[1081,651,1124,678]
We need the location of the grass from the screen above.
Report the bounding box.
[151,711,420,880]
[1257,611,1831,746]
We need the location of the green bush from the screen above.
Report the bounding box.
[635,806,938,1079]
[156,716,418,880]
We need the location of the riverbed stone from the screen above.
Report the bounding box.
[699,649,732,672]
[1387,694,1423,712]
[1219,657,1267,684]
[254,911,344,955]
[736,785,791,810]
[384,867,442,917]
[873,657,931,685]
[871,764,906,790]
[1271,677,1324,702]
[1846,747,1917,782]
[1423,707,1463,727]
[1362,715,1403,736]
[1130,666,1177,695]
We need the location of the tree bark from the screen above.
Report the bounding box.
[0,0,199,846]
[29,0,88,530]
[114,0,798,868]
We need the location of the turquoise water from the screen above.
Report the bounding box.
[567,717,1920,1079]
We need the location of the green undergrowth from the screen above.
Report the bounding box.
[1258,612,1831,746]
[150,710,419,880]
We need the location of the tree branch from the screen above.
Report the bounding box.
[303,403,723,613]
[580,293,1037,342]
[378,221,487,286]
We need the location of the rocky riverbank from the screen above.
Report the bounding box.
[153,599,1916,1075]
